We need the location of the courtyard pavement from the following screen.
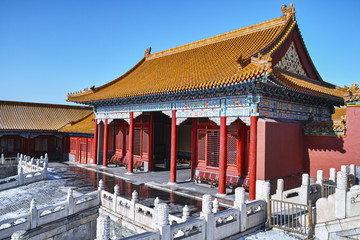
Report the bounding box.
[65,161,249,207]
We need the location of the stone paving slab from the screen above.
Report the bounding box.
[66,162,249,207]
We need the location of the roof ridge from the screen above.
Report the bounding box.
[57,112,94,131]
[147,16,288,60]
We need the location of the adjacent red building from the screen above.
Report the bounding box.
[0,100,93,161]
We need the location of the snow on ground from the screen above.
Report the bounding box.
[238,228,305,240]
[0,171,82,221]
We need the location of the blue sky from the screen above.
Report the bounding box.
[0,1,359,105]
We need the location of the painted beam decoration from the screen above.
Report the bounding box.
[94,91,333,124]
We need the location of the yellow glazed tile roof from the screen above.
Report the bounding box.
[272,67,345,99]
[0,101,92,132]
[67,4,341,103]
[59,112,94,134]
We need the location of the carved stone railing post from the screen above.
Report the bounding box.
[182,205,190,221]
[276,179,284,200]
[98,180,104,203]
[30,158,34,171]
[130,190,138,220]
[255,180,270,200]
[201,194,214,240]
[96,215,110,240]
[36,159,40,171]
[153,197,160,229]
[156,203,170,240]
[18,167,24,185]
[301,173,310,204]
[30,199,38,229]
[349,164,356,186]
[42,162,47,180]
[234,187,246,231]
[113,184,119,212]
[335,171,347,219]
[212,198,219,213]
[316,170,324,184]
[329,168,336,183]
[67,188,74,215]
[45,153,48,164]
[1,153,5,165]
[11,230,29,240]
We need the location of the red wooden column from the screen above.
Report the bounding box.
[103,119,108,167]
[248,116,258,201]
[148,113,154,171]
[218,116,227,195]
[190,118,197,180]
[93,119,98,165]
[26,134,31,155]
[128,112,134,173]
[170,110,177,183]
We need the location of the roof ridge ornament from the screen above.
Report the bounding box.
[344,83,360,104]
[281,3,295,20]
[144,47,152,58]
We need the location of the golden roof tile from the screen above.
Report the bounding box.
[0,101,92,132]
[67,3,341,103]
[58,112,94,134]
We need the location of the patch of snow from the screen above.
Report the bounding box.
[237,228,304,240]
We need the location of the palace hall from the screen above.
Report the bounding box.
[67,4,344,200]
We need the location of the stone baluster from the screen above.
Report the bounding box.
[36,159,40,171]
[182,205,190,221]
[329,168,336,183]
[16,153,20,163]
[18,167,24,185]
[30,199,38,229]
[30,158,34,171]
[341,165,349,174]
[96,215,111,240]
[1,153,4,165]
[234,187,246,231]
[276,179,284,200]
[156,203,170,239]
[130,190,138,220]
[301,173,310,205]
[113,184,119,212]
[202,194,214,240]
[212,198,219,213]
[11,230,29,240]
[98,180,104,203]
[349,164,356,186]
[45,153,48,163]
[153,197,160,229]
[316,170,324,184]
[42,162,47,180]
[67,188,74,215]
[335,171,348,219]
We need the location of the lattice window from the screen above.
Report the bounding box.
[87,141,92,153]
[142,129,148,154]
[207,130,220,168]
[198,130,206,161]
[227,132,237,165]
[134,129,141,156]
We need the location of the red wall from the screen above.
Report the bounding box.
[305,106,360,178]
[257,118,304,190]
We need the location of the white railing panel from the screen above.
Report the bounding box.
[246,200,266,230]
[170,218,205,240]
[0,215,30,239]
[213,208,239,239]
[74,192,100,213]
[38,203,67,225]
